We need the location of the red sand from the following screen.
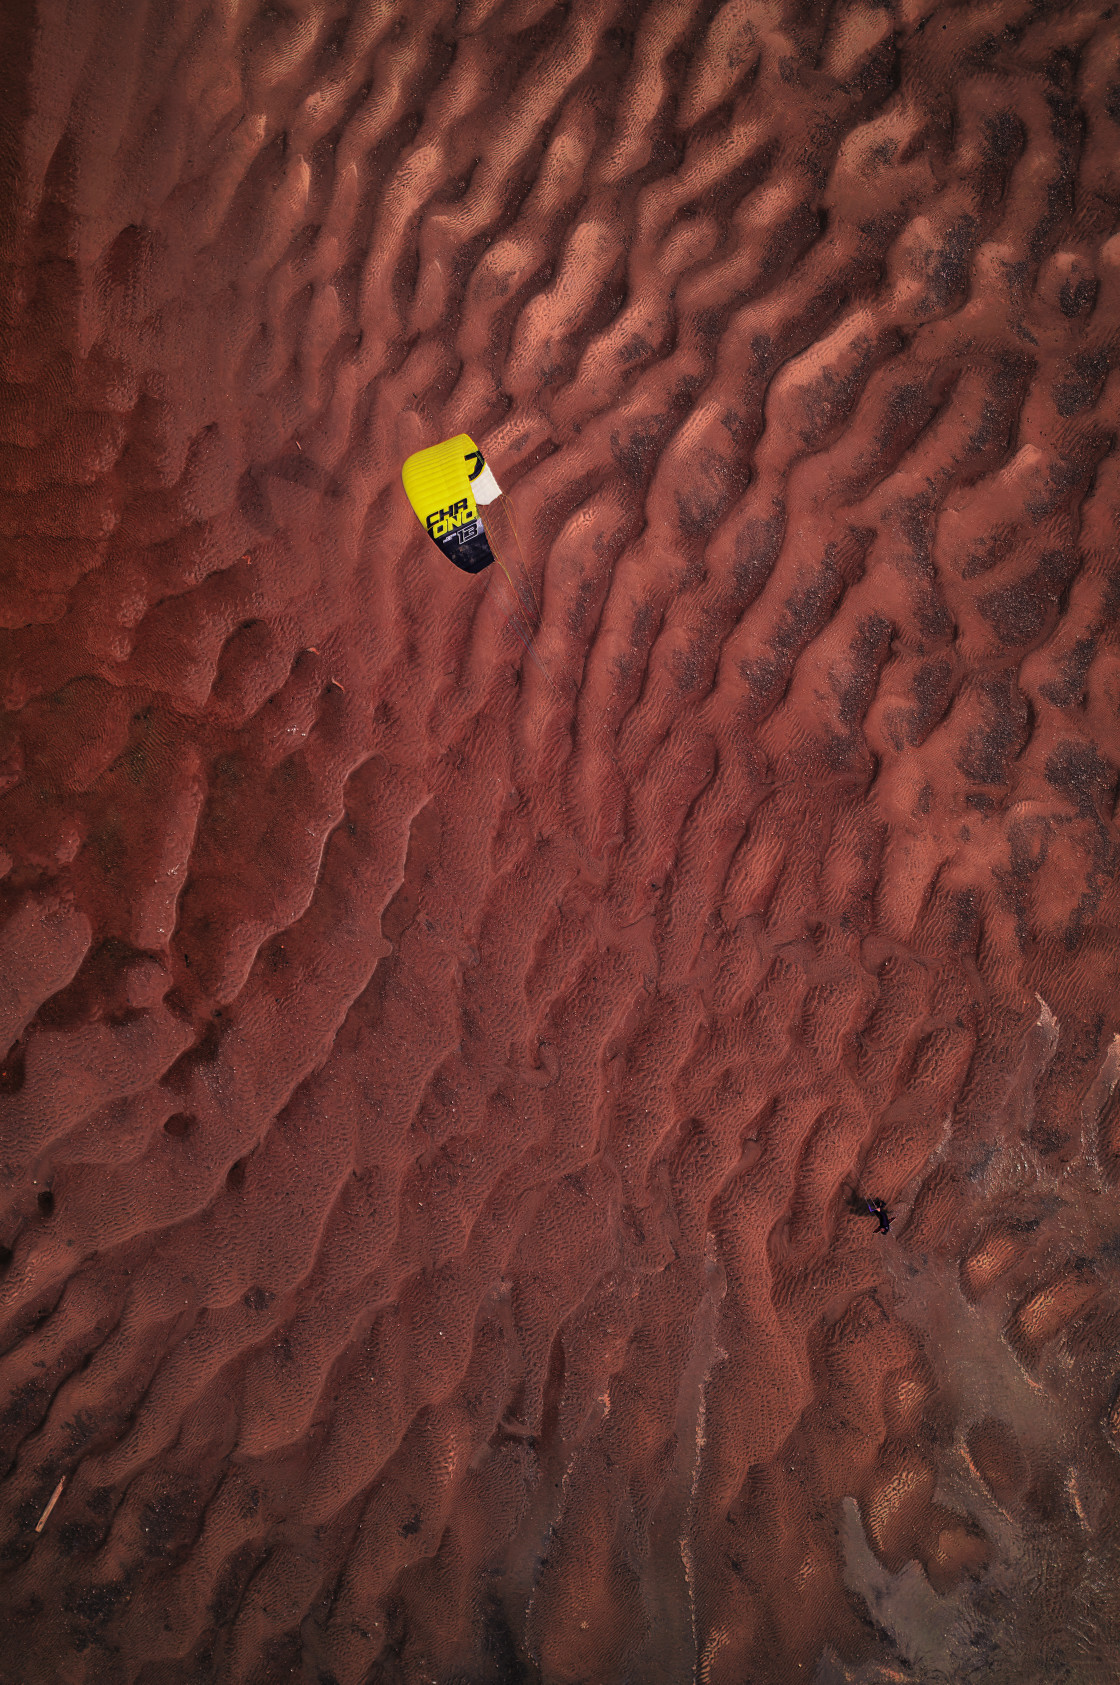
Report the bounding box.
[3,0,1120,1679]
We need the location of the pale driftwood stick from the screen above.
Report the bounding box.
[34,1475,66,1534]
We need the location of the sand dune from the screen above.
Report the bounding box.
[2,0,1120,1679]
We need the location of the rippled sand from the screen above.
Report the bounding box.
[3,0,1120,1680]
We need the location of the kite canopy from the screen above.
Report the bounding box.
[401,433,503,574]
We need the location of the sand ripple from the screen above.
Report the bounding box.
[3,0,1120,1679]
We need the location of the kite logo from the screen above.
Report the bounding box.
[425,497,473,541]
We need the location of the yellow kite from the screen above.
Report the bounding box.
[401,433,503,574]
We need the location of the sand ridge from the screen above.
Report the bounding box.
[2,0,1120,1679]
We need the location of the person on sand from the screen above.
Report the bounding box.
[865,1197,891,1235]
[843,1182,892,1233]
